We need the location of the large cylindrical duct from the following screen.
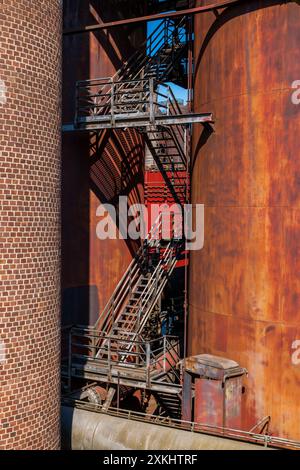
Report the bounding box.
[0,1,61,449]
[61,406,271,450]
[190,0,300,440]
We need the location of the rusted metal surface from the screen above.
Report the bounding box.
[190,0,300,440]
[62,0,146,326]
[184,354,246,379]
[63,0,243,36]
[62,326,181,394]
[182,370,193,421]
[191,355,246,429]
[182,354,246,428]
[194,376,244,429]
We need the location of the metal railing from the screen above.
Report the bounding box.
[113,16,187,84]
[94,211,183,337]
[61,397,300,450]
[74,14,190,203]
[76,77,188,126]
[147,17,187,58]
[75,15,188,126]
[64,326,180,387]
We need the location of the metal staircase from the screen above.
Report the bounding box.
[74,17,189,123]
[62,12,212,420]
[64,16,212,203]
[94,212,183,358]
[144,117,187,204]
[153,390,182,419]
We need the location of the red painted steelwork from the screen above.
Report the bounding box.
[145,171,188,269]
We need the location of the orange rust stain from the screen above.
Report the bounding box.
[190,0,300,440]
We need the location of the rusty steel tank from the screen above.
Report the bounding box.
[62,0,146,325]
[0,0,61,449]
[189,0,300,440]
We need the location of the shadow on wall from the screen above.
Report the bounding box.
[194,0,293,78]
[62,285,99,326]
[89,0,147,71]
[62,0,91,327]
[90,128,145,257]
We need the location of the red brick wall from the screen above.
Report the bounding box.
[0,1,62,449]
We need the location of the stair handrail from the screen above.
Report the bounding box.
[94,212,166,333]
[101,228,182,351]
[76,16,188,122]
[104,237,170,341]
[136,228,179,314]
[136,248,180,330]
[129,243,180,338]
[75,21,164,120]
[166,85,187,166]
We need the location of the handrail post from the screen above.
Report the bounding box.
[92,330,96,359]
[146,342,151,387]
[136,339,140,366]
[149,78,155,124]
[111,81,115,127]
[164,19,168,45]
[163,336,167,373]
[167,85,170,116]
[129,267,132,294]
[138,304,141,330]
[108,338,111,381]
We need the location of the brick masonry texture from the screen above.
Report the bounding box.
[0,1,61,449]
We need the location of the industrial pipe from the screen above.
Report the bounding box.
[61,406,272,450]
[63,0,244,36]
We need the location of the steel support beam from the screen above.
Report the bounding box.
[63,1,243,36]
[63,112,213,132]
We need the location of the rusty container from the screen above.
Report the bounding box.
[182,355,246,429]
[190,0,300,440]
[62,1,146,325]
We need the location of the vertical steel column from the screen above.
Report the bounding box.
[149,78,155,124]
